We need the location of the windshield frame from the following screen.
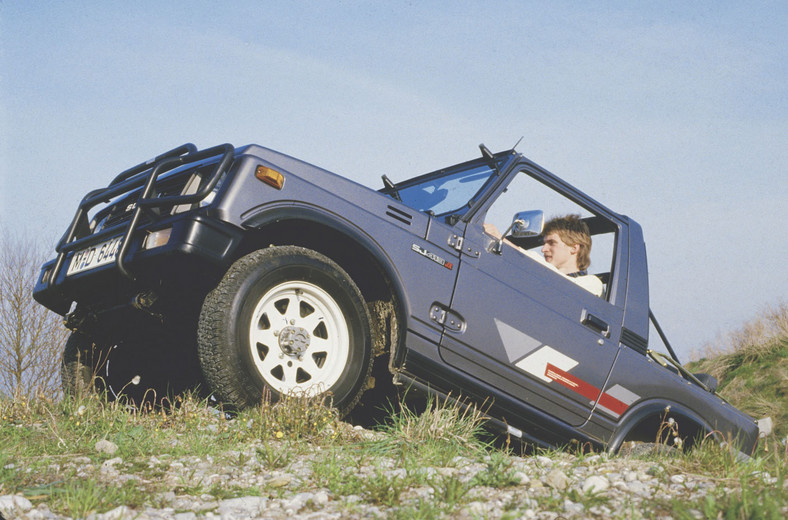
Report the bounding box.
[380,154,510,223]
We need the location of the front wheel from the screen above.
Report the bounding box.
[197,246,373,416]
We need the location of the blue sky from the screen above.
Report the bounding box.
[1,1,786,360]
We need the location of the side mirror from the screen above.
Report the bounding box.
[510,210,544,238]
[493,210,544,254]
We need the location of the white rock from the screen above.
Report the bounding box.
[99,505,131,519]
[95,439,119,454]
[613,481,630,491]
[313,490,329,506]
[436,467,457,477]
[389,467,407,479]
[217,496,267,515]
[564,499,584,514]
[513,471,530,485]
[284,492,314,512]
[0,494,33,513]
[582,475,610,494]
[545,469,569,491]
[535,455,553,467]
[627,481,648,495]
[465,502,486,516]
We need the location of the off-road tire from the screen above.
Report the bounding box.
[197,246,373,416]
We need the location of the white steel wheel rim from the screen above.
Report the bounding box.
[248,280,351,396]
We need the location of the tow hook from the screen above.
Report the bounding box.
[132,290,158,309]
[64,307,96,332]
[132,290,163,321]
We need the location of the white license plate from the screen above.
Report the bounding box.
[67,236,123,275]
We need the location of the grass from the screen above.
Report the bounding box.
[1,304,787,517]
[689,301,788,440]
[1,390,785,519]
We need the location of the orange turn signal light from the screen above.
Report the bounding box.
[255,165,285,189]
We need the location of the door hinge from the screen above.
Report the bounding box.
[429,302,466,333]
[448,234,481,258]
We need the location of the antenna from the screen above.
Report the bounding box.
[512,136,524,150]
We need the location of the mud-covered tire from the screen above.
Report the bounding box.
[197,246,373,416]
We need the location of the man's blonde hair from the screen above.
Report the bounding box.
[542,214,592,271]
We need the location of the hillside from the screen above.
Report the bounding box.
[687,302,788,440]
[1,390,786,519]
[0,304,786,518]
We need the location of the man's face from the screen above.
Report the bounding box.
[541,232,578,273]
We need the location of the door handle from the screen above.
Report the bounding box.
[582,311,610,338]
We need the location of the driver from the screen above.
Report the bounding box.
[539,214,603,297]
[484,214,604,297]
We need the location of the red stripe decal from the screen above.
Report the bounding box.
[545,363,629,416]
[598,391,629,416]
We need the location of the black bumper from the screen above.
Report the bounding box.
[33,215,244,316]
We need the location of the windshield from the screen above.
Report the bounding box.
[389,163,497,217]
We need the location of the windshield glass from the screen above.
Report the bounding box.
[393,164,497,217]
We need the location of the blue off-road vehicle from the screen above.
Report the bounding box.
[34,143,760,455]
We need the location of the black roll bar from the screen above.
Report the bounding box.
[649,309,681,364]
[114,144,234,279]
[47,143,234,284]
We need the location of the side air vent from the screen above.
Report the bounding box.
[621,328,648,355]
[385,205,413,226]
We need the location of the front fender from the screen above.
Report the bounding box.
[241,204,411,368]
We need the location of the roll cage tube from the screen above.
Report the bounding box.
[649,309,680,363]
[646,311,722,391]
[114,144,234,280]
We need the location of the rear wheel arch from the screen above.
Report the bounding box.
[608,400,710,453]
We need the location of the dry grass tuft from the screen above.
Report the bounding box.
[695,301,788,361]
[688,301,788,439]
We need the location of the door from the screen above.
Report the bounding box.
[438,168,625,426]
